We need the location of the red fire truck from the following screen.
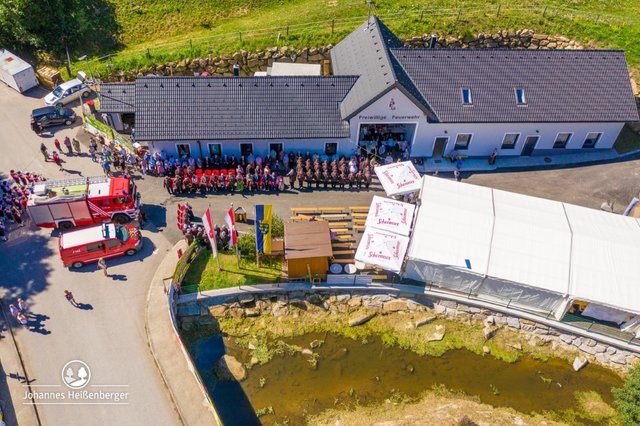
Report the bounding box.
[27,176,139,230]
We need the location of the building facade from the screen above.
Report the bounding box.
[98,17,638,162]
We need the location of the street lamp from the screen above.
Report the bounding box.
[77,55,94,82]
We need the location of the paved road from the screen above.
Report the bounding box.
[0,84,179,425]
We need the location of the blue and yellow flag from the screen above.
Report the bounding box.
[255,204,272,254]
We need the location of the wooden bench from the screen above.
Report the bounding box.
[328,222,351,228]
[350,206,370,212]
[330,228,351,234]
[320,207,348,213]
[291,207,320,213]
[351,213,368,218]
[320,214,350,220]
[353,225,366,232]
[352,218,366,225]
[332,249,355,255]
[334,235,355,241]
[331,243,353,249]
[290,214,320,221]
[331,258,355,264]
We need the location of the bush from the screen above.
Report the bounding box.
[613,364,640,425]
[272,214,284,238]
[237,233,256,259]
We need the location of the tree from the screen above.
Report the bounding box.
[613,364,640,425]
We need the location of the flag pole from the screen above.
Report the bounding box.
[211,203,221,271]
[255,205,260,268]
[231,202,240,268]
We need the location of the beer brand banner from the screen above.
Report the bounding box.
[255,204,272,254]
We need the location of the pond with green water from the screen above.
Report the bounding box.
[188,330,622,425]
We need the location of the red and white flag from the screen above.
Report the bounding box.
[224,207,237,248]
[202,207,218,256]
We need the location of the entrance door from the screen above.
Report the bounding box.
[521,136,539,156]
[432,137,448,159]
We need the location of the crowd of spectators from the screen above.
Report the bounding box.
[0,170,47,241]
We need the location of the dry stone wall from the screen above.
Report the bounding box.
[179,289,640,373]
[111,30,587,81]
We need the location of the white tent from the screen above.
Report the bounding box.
[374,161,422,196]
[404,176,494,293]
[355,227,409,273]
[405,175,640,318]
[365,196,416,236]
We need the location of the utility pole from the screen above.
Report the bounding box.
[65,45,72,78]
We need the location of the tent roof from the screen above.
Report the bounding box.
[284,221,333,259]
[409,176,640,314]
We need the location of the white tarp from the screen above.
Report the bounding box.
[582,303,635,325]
[405,175,640,318]
[365,196,416,236]
[404,175,493,291]
[374,161,422,196]
[355,227,409,273]
[564,203,640,315]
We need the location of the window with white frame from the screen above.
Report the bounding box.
[582,132,602,148]
[501,133,519,150]
[515,88,526,105]
[553,133,572,149]
[208,143,221,156]
[461,88,472,105]
[454,134,472,150]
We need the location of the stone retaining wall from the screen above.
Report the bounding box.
[180,289,640,372]
[111,30,588,81]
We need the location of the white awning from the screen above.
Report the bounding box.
[355,227,409,273]
[374,161,422,196]
[365,195,416,236]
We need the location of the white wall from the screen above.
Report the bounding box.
[148,138,353,159]
[348,88,429,148]
[414,121,624,157]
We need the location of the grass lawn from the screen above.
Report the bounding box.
[72,0,640,78]
[614,124,640,154]
[181,251,283,293]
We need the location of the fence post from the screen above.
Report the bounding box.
[420,9,425,22]
[331,19,335,35]
[146,48,151,59]
[542,6,547,17]
[239,32,242,42]
[496,5,501,16]
[189,39,193,52]
[286,25,289,38]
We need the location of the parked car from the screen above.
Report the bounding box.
[30,106,76,132]
[58,223,143,268]
[44,71,91,106]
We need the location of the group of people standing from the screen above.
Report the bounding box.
[8,298,30,326]
[286,154,376,190]
[0,170,45,241]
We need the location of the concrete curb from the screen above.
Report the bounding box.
[145,240,217,426]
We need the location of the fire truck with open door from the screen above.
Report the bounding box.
[27,176,139,230]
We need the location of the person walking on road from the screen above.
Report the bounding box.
[64,290,78,307]
[64,137,73,155]
[9,304,19,318]
[72,138,81,154]
[54,138,62,152]
[97,258,109,277]
[52,151,64,171]
[40,143,49,162]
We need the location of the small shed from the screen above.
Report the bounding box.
[285,221,333,278]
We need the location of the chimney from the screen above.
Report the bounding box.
[429,34,438,49]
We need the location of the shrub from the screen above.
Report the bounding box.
[272,214,284,238]
[613,364,640,425]
[237,233,256,259]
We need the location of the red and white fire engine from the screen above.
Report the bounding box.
[27,176,139,230]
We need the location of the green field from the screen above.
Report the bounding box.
[67,0,640,77]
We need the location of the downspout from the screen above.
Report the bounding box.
[197,140,203,159]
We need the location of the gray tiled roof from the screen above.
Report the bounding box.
[99,83,136,113]
[133,76,357,141]
[330,17,434,120]
[391,48,639,123]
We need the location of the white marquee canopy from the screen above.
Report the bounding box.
[365,196,416,236]
[374,161,422,196]
[405,176,640,319]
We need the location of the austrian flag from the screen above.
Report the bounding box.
[224,208,237,248]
